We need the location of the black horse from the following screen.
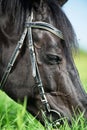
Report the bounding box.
[0,0,87,126]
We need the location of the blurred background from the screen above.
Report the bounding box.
[63,0,87,90]
[63,0,87,51]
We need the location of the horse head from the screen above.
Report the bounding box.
[0,0,87,127]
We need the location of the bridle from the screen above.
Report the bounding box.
[0,11,64,126]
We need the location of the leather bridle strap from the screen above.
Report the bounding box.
[0,11,63,126]
[27,13,62,125]
[27,14,51,112]
[26,21,64,40]
[0,27,28,89]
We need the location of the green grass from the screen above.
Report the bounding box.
[74,50,87,92]
[0,91,45,130]
[0,50,87,130]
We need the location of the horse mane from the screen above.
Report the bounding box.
[47,0,78,51]
[0,0,77,52]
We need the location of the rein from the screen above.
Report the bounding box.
[0,11,64,126]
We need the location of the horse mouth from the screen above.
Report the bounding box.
[45,108,71,128]
[45,109,64,127]
[35,92,71,127]
[44,92,72,127]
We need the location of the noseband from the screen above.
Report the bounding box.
[0,11,64,126]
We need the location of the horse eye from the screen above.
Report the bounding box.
[46,54,62,64]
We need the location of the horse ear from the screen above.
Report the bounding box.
[58,0,68,6]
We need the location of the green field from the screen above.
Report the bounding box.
[74,50,87,92]
[0,50,87,130]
